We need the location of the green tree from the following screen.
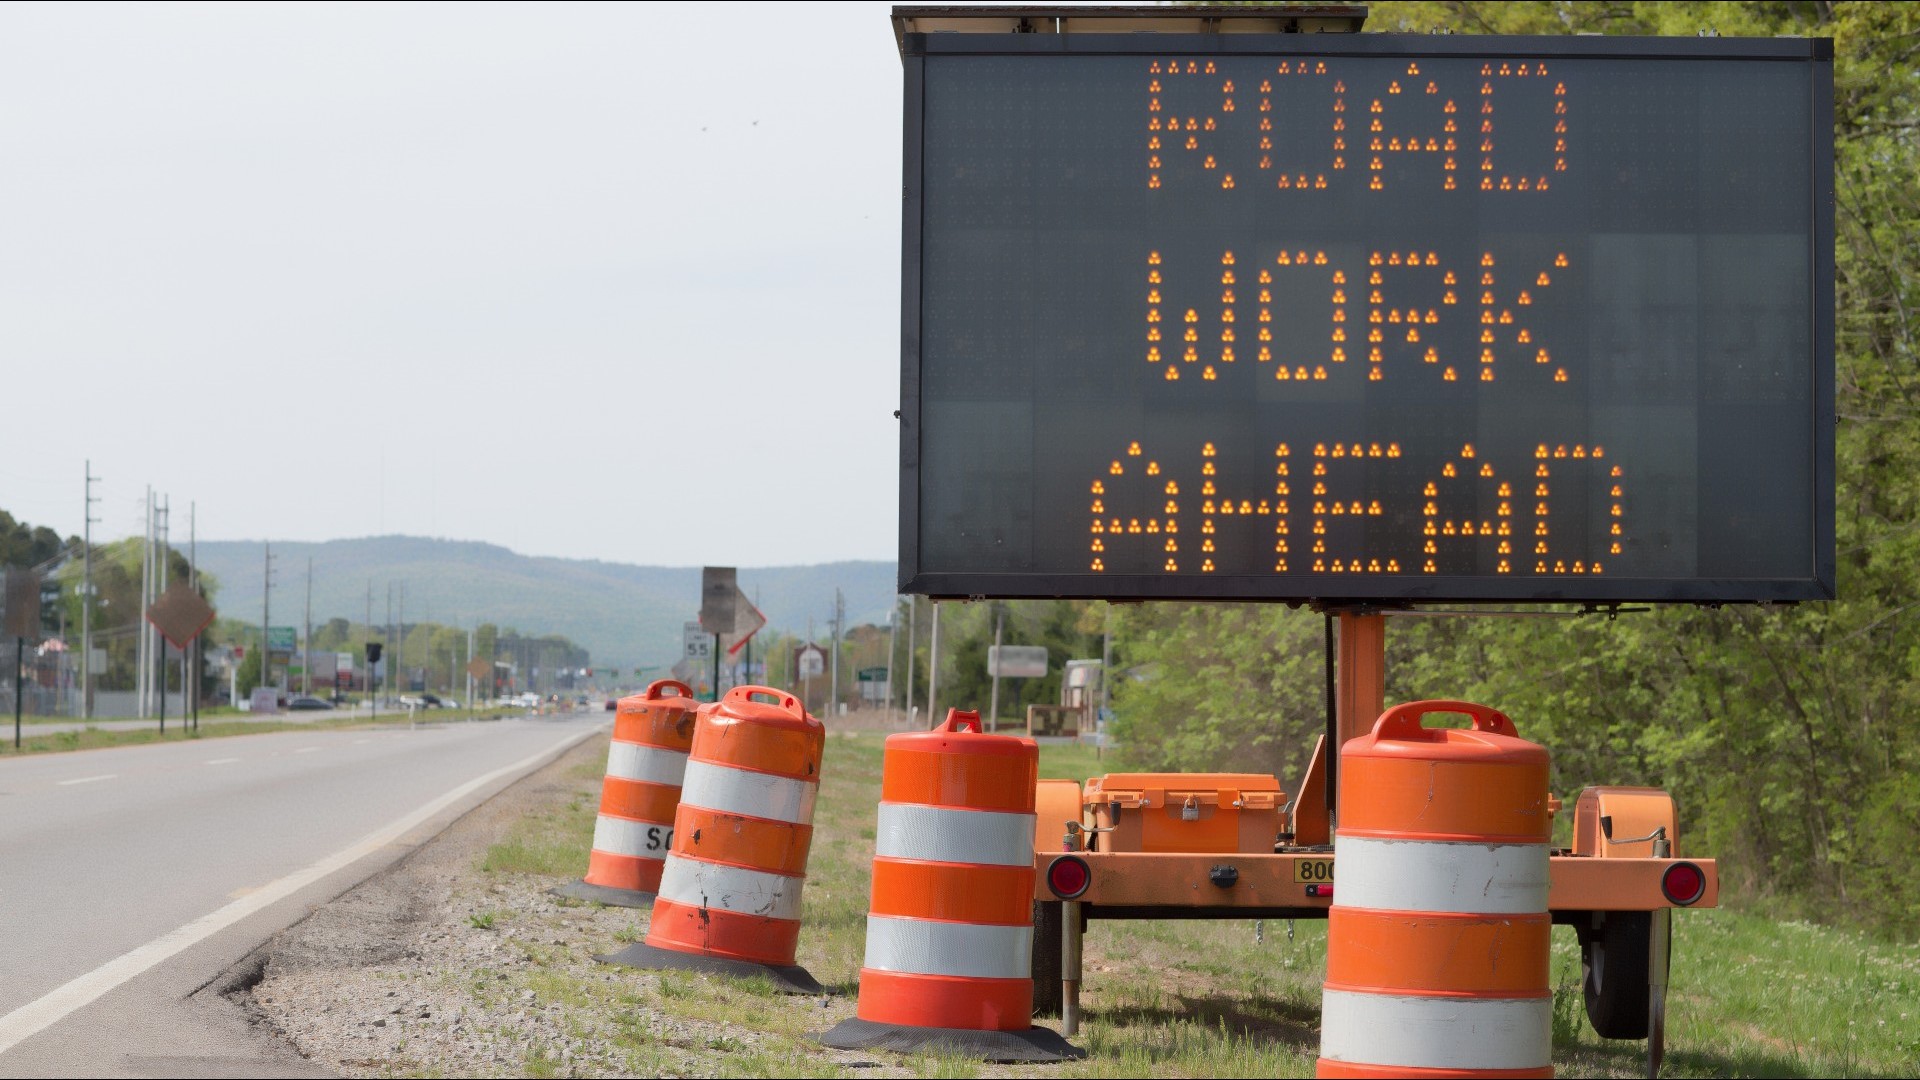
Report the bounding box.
[0,510,76,571]
[938,600,1108,729]
[52,539,211,690]
[474,623,499,697]
[234,644,264,698]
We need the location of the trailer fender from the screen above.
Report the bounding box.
[1571,786,1680,857]
[1036,778,1085,853]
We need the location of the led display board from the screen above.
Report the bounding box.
[898,29,1833,603]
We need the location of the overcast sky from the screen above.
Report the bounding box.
[1,1,913,566]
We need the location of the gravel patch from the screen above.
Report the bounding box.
[226,735,925,1078]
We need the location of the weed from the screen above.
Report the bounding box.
[1550,963,1584,1047]
[467,911,496,930]
[730,973,781,998]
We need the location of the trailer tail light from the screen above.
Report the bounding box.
[1662,861,1706,906]
[1048,855,1092,900]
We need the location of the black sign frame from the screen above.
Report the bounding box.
[898,31,1835,604]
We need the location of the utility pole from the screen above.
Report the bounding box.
[385,582,393,702]
[158,496,169,732]
[884,600,898,727]
[190,502,198,732]
[365,581,374,712]
[466,623,475,706]
[262,541,273,701]
[137,487,151,718]
[828,587,843,719]
[988,606,1004,733]
[303,557,313,697]
[81,462,99,721]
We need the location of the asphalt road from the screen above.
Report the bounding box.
[0,713,605,1077]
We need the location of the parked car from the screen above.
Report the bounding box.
[287,696,335,711]
[604,698,618,712]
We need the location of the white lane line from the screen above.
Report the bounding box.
[294,747,320,754]
[204,758,241,766]
[56,775,116,787]
[351,739,371,745]
[0,725,597,1056]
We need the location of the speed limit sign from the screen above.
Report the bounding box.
[683,621,712,661]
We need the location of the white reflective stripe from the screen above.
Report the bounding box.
[1333,835,1548,915]
[605,740,688,787]
[1319,989,1550,1070]
[875,803,1036,868]
[863,915,1032,980]
[591,814,672,860]
[656,857,804,920]
[678,759,816,825]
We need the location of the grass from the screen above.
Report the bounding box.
[478,758,604,876]
[0,713,376,755]
[475,730,1920,1078]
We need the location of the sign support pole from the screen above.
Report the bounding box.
[13,636,22,750]
[1332,610,1387,828]
[712,634,721,701]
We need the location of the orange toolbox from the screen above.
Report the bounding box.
[1083,773,1286,854]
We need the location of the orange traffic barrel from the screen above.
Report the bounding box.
[1317,700,1553,1078]
[553,680,698,907]
[818,709,1080,1062]
[597,685,828,993]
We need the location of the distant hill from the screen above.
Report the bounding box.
[190,536,896,667]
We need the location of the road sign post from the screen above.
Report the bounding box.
[147,580,217,739]
[700,567,739,701]
[366,641,384,720]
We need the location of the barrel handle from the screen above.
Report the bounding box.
[724,683,805,718]
[644,679,695,701]
[938,708,982,733]
[1373,699,1517,740]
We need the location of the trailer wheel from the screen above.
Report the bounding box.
[1031,900,1063,1016]
[1579,911,1664,1039]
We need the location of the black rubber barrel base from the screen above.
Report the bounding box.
[594,941,829,995]
[815,1017,1084,1063]
[549,880,655,908]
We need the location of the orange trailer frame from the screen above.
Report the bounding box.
[1028,612,1716,1076]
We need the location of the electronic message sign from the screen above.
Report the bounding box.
[898,29,1833,603]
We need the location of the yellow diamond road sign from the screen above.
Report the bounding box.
[145,582,216,649]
